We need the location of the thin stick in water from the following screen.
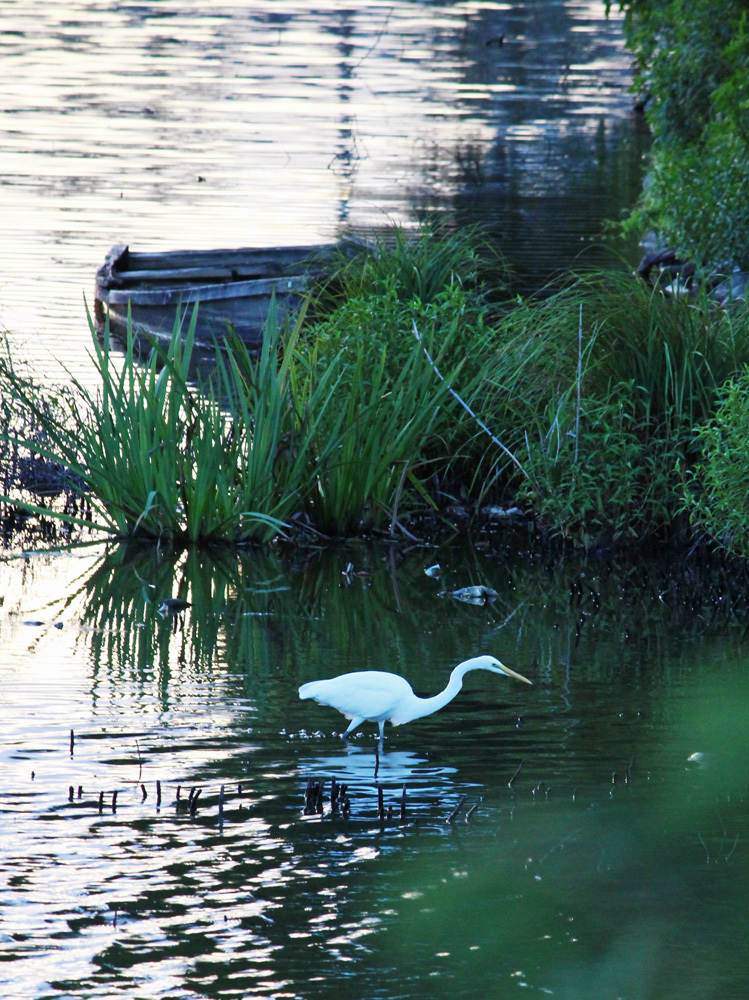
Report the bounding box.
[508,760,524,787]
[447,794,467,823]
[465,797,483,822]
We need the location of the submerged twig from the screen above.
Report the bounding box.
[465,797,483,822]
[446,794,467,823]
[725,832,740,862]
[508,760,524,787]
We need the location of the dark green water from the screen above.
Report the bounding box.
[2,543,748,999]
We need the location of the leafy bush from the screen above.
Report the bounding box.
[616,0,749,269]
[684,368,749,558]
[518,394,672,546]
[317,223,508,312]
[466,271,749,544]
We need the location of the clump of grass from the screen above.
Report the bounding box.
[0,284,459,544]
[1,305,307,543]
[462,271,749,545]
[303,224,508,516]
[297,328,450,536]
[212,301,347,542]
[317,222,509,312]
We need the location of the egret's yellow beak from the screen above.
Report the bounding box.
[500,663,533,685]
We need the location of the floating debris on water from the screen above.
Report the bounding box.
[442,585,498,605]
[157,598,191,617]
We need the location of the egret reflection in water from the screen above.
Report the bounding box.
[297,744,473,823]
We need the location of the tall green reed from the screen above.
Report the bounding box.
[299,335,449,536]
[1,286,459,544]
[1,304,294,543]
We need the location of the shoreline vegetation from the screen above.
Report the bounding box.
[4,1,749,559]
[614,0,749,276]
[2,226,749,559]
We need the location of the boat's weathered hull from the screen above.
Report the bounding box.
[94,243,347,349]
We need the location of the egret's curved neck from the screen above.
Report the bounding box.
[411,662,475,720]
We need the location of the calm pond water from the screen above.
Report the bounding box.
[0,0,646,382]
[2,542,749,999]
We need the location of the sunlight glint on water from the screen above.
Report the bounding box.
[0,0,639,383]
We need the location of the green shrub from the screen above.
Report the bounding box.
[684,368,749,558]
[518,393,674,546]
[616,0,749,269]
[317,223,508,311]
[466,272,749,543]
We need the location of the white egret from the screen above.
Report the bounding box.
[298,654,532,741]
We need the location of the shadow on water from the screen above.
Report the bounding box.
[2,542,749,998]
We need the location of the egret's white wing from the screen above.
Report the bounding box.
[299,670,413,721]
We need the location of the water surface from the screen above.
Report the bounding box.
[0,0,645,382]
[1,543,748,999]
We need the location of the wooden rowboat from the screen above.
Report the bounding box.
[94,241,356,350]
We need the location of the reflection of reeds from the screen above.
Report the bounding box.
[76,543,460,712]
[81,544,234,689]
[73,536,749,724]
